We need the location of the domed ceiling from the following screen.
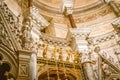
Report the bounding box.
[37,0,99,8]
[34,0,103,14]
[33,0,116,38]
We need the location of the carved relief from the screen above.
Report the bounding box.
[112,17,120,33]
[19,64,28,76]
[40,32,70,46]
[89,31,115,45]
[0,19,14,50]
[37,43,78,63]
[20,19,33,50]
[74,7,112,23]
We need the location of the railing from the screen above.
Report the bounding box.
[100,53,120,73]
[37,57,81,69]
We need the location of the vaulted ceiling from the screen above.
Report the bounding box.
[3,0,119,38]
[37,0,99,8]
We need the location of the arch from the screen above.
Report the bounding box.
[0,54,3,60]
[38,67,78,80]
[106,74,120,80]
[0,44,18,79]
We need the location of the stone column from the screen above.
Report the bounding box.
[70,28,95,80]
[17,50,32,80]
[104,0,120,17]
[18,2,39,80]
[29,53,37,80]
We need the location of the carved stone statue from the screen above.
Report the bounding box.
[21,21,33,50]
[59,48,63,61]
[102,62,111,76]
[42,44,48,58]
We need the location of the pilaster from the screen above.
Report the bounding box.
[70,28,96,80]
[17,50,32,80]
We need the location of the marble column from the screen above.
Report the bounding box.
[29,53,37,80]
[81,50,96,80]
[19,1,38,79]
[104,0,120,17]
[70,28,96,80]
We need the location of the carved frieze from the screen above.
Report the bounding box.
[0,17,14,50]
[89,31,115,45]
[40,33,71,46]
[74,7,112,23]
[19,64,28,76]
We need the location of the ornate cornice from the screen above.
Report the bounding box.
[70,28,91,38]
[74,6,112,23]
[37,5,113,24]
[34,0,104,14]
[89,31,116,45]
[40,33,71,46]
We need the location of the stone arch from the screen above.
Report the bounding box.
[0,54,3,60]
[38,67,79,80]
[106,74,120,80]
[0,44,18,79]
[0,62,11,80]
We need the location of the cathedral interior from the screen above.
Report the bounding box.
[0,0,120,80]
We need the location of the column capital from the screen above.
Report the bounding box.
[69,28,91,51]
[70,28,91,38]
[62,0,74,15]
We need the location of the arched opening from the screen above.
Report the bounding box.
[0,44,18,79]
[8,73,16,80]
[0,63,10,80]
[0,54,3,61]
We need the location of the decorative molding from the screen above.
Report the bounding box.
[74,6,112,23]
[61,0,74,15]
[70,28,91,38]
[0,44,18,79]
[40,33,71,46]
[88,31,115,45]
[34,0,103,14]
[19,64,28,76]
[0,1,21,51]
